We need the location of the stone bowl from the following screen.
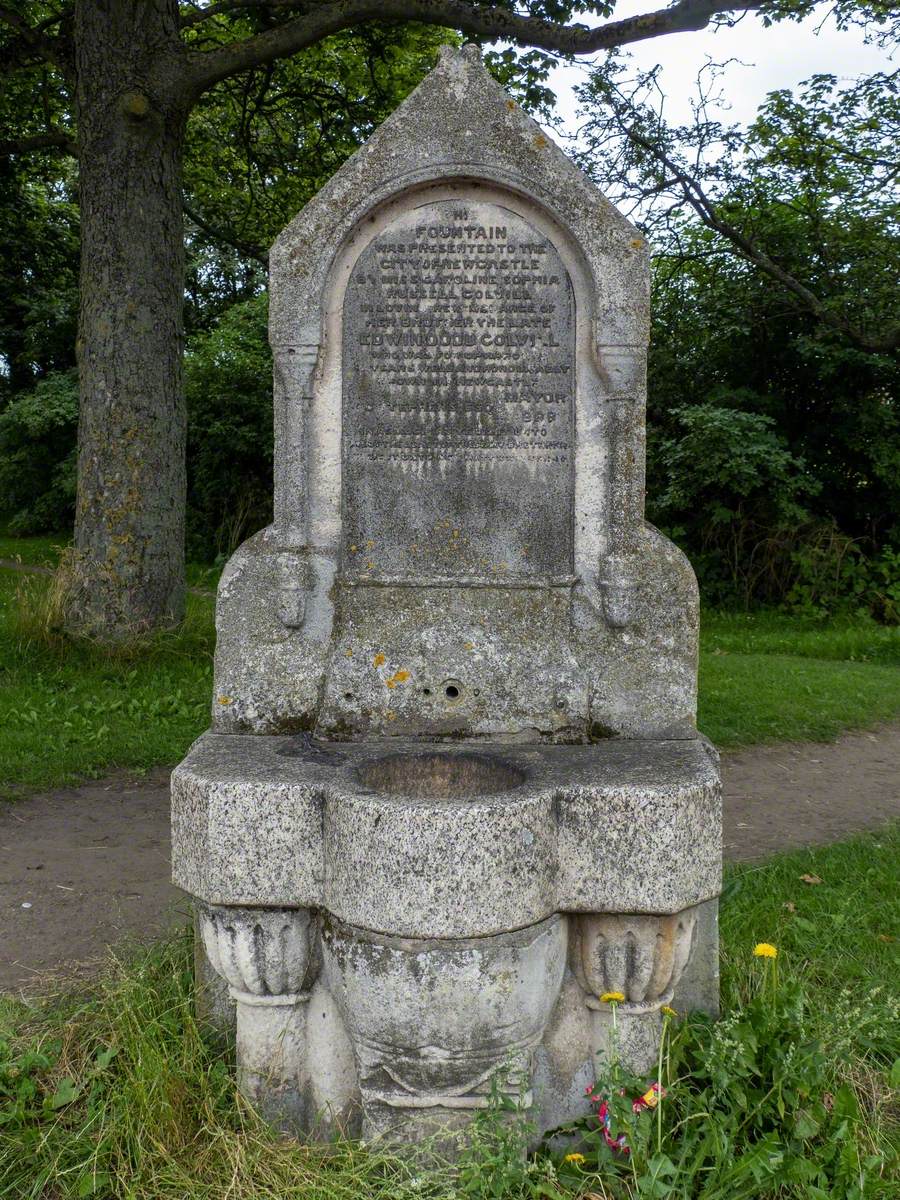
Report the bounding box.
[356,750,526,799]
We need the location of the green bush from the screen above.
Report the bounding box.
[184,293,273,560]
[0,369,78,534]
[561,969,898,1199]
[0,300,274,560]
[650,400,900,620]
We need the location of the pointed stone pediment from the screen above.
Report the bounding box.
[270,44,648,349]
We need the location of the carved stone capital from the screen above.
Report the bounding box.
[596,343,647,400]
[198,904,315,999]
[272,339,320,395]
[572,907,698,1015]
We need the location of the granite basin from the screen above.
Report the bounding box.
[356,750,527,799]
[172,733,721,939]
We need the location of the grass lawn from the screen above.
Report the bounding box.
[0,571,215,795]
[1,828,896,1198]
[1,535,899,791]
[698,611,900,747]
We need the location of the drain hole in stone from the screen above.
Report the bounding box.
[358,751,525,799]
[445,684,460,699]
[422,687,432,696]
[344,692,353,701]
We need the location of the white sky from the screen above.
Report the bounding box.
[540,5,895,135]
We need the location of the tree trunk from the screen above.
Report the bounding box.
[65,0,187,638]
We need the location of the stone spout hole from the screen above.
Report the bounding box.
[358,751,526,799]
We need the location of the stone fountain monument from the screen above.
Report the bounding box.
[172,44,721,1149]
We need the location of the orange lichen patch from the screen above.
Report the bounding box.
[506,100,515,111]
[630,238,643,249]
[373,653,386,667]
[385,710,397,721]
[349,544,358,552]
[366,540,375,549]
[217,696,233,705]
[366,560,375,570]
[345,648,353,657]
[534,134,549,149]
[386,669,411,690]
[464,642,475,651]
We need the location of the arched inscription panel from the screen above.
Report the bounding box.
[342,199,575,582]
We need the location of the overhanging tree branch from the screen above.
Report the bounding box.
[181,0,296,26]
[183,199,269,265]
[0,4,71,76]
[0,128,77,156]
[183,0,765,96]
[623,121,900,353]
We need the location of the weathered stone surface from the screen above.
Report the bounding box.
[210,43,698,742]
[323,915,566,1143]
[173,733,720,937]
[343,200,575,584]
[174,44,723,1151]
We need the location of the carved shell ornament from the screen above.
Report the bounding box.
[199,905,314,1000]
[573,908,699,1015]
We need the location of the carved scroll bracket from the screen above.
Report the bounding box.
[597,553,639,630]
[199,903,316,999]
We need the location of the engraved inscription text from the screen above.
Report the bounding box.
[342,199,575,581]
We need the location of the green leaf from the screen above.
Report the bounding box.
[94,1045,117,1070]
[49,1078,79,1109]
[77,1171,111,1197]
[794,1108,821,1140]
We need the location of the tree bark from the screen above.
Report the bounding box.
[65,0,188,637]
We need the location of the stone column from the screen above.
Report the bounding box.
[597,344,646,629]
[272,331,319,629]
[198,904,316,1131]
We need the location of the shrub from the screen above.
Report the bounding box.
[648,401,900,619]
[0,369,78,534]
[184,293,273,560]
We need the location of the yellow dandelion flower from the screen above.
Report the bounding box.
[753,943,778,958]
[599,991,625,1004]
[563,1152,585,1164]
[661,1005,678,1018]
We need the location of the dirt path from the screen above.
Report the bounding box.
[2,727,898,996]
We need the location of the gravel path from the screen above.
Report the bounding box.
[2,726,898,996]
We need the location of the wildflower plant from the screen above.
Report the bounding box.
[560,944,896,1198]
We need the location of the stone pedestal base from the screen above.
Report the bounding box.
[175,735,721,1149]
